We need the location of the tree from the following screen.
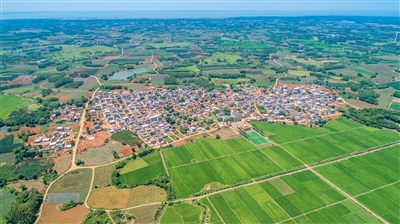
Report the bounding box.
[216,134,221,139]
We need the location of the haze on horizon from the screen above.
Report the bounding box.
[2,0,399,16]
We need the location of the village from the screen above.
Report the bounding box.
[88,84,343,145]
[28,84,343,151]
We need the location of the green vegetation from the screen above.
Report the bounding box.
[208,170,345,222]
[246,131,268,145]
[119,153,166,185]
[48,169,92,201]
[204,52,243,64]
[160,203,201,224]
[0,189,16,221]
[345,107,400,131]
[4,189,43,224]
[59,200,83,211]
[0,95,32,119]
[111,130,142,147]
[83,209,112,224]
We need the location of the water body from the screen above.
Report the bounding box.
[110,68,148,80]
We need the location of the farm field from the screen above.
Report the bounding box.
[356,182,400,223]
[127,204,160,224]
[167,138,285,198]
[162,138,255,167]
[77,141,123,165]
[0,95,33,118]
[47,169,92,202]
[126,185,166,207]
[259,146,303,170]
[390,102,400,111]
[281,126,399,164]
[204,52,243,64]
[291,200,379,223]
[0,190,16,220]
[246,131,268,145]
[251,117,361,144]
[199,198,222,224]
[119,152,166,185]
[38,204,88,224]
[207,171,349,223]
[93,163,115,188]
[160,203,201,224]
[87,186,131,209]
[315,145,399,196]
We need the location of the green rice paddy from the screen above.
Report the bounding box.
[246,131,268,145]
[160,203,201,224]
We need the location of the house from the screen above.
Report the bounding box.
[240,124,251,131]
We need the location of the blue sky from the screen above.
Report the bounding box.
[2,0,399,13]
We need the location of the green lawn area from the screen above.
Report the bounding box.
[119,152,165,185]
[0,95,33,118]
[119,157,149,175]
[204,52,243,64]
[0,189,16,220]
[246,131,268,145]
[160,203,201,224]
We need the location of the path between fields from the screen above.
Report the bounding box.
[35,47,123,223]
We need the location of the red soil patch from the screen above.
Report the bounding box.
[85,121,94,129]
[152,54,161,59]
[363,67,391,76]
[57,95,70,101]
[102,56,118,61]
[33,126,41,133]
[39,204,88,224]
[172,139,187,147]
[78,131,109,149]
[8,77,23,84]
[53,154,71,174]
[120,145,132,156]
[77,67,90,71]
[85,92,93,98]
[122,54,130,58]
[7,180,46,192]
[143,86,151,91]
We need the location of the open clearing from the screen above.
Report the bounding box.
[246,131,268,145]
[213,128,240,140]
[87,186,131,209]
[126,185,166,207]
[160,203,201,224]
[47,168,92,202]
[39,204,88,224]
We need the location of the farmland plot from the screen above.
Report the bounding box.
[208,170,346,223]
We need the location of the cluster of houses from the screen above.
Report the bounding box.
[32,126,73,151]
[89,84,341,145]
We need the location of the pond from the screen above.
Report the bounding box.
[110,68,148,80]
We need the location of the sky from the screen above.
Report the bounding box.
[2,0,399,15]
